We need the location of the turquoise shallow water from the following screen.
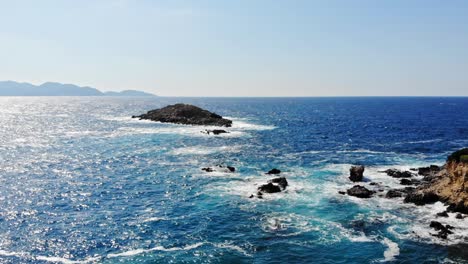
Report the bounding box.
[0,97,468,263]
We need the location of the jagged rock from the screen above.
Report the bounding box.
[436,211,449,217]
[347,185,374,198]
[382,169,413,178]
[447,203,468,214]
[269,177,288,190]
[133,104,232,127]
[349,165,365,182]
[430,221,454,239]
[404,190,440,205]
[266,168,281,175]
[258,182,281,193]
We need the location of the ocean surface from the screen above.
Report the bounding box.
[0,96,468,263]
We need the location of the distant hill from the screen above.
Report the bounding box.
[0,81,156,96]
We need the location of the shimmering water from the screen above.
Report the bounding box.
[0,97,468,263]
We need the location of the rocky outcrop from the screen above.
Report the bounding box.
[382,169,414,178]
[349,165,365,182]
[133,104,232,127]
[430,221,454,239]
[257,177,289,195]
[404,148,468,213]
[347,185,374,198]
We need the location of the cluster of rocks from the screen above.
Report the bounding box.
[133,104,233,127]
[251,169,288,199]
[340,148,468,240]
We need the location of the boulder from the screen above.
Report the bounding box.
[266,168,281,175]
[347,185,374,198]
[133,104,232,127]
[201,167,214,172]
[404,190,440,205]
[349,165,365,182]
[436,211,449,217]
[258,182,282,193]
[269,177,288,190]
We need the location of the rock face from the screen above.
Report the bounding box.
[404,148,468,213]
[347,185,374,198]
[349,165,365,182]
[133,104,232,127]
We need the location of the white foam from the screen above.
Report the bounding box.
[380,238,400,262]
[170,145,241,156]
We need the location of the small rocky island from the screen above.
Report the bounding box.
[133,104,232,127]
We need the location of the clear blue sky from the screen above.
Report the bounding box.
[1,0,467,96]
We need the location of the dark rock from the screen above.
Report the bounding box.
[347,185,374,198]
[436,211,449,217]
[447,203,468,214]
[386,189,404,198]
[456,213,464,219]
[258,183,281,193]
[349,165,365,182]
[410,168,418,171]
[447,148,468,163]
[133,104,232,127]
[201,167,214,172]
[269,177,288,190]
[203,129,229,135]
[338,191,346,195]
[249,194,254,199]
[400,179,413,185]
[418,165,441,176]
[227,166,236,172]
[430,221,454,239]
[266,168,281,175]
[383,169,413,178]
[369,182,378,186]
[404,191,440,205]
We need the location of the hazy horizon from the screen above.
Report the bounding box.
[1,0,467,96]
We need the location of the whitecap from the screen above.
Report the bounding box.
[380,238,400,262]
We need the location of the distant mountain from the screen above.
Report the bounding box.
[0,81,156,96]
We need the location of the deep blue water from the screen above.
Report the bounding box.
[0,97,467,263]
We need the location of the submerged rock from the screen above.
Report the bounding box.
[201,167,214,172]
[347,185,374,198]
[386,189,404,198]
[349,165,365,182]
[133,104,232,127]
[266,168,281,175]
[202,129,229,135]
[436,211,449,217]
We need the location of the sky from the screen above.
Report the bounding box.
[0,0,467,96]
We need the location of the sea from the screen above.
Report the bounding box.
[0,96,467,263]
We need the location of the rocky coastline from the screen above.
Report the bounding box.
[341,148,468,240]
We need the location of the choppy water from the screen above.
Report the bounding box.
[0,96,468,263]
